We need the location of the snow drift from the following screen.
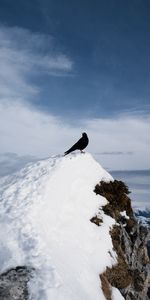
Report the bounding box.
[0,153,124,299]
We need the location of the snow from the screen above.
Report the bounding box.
[112,287,125,300]
[120,211,129,219]
[0,153,122,299]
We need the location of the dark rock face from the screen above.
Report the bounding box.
[0,266,33,300]
[95,180,150,300]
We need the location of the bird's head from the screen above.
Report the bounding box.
[82,132,87,137]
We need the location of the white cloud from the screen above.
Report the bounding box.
[0,100,78,156]
[0,24,75,175]
[86,116,150,170]
[0,26,73,71]
[0,25,149,173]
[0,25,73,101]
[0,100,150,171]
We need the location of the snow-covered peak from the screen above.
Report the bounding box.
[0,153,121,299]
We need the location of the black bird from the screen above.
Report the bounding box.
[64,132,89,155]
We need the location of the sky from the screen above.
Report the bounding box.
[0,0,150,174]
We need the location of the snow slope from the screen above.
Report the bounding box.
[0,153,123,299]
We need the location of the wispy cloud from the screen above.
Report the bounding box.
[0,24,75,175]
[0,25,149,173]
[95,151,133,155]
[85,116,150,169]
[0,25,73,101]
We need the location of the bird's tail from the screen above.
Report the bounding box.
[64,150,70,156]
[64,143,77,156]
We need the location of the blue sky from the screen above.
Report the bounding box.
[1,0,150,117]
[0,0,150,172]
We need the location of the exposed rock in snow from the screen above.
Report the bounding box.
[120,211,129,219]
[0,153,149,300]
[94,180,150,300]
[0,266,33,300]
[0,153,116,299]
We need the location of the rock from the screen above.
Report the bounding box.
[0,266,33,300]
[0,179,149,300]
[95,180,150,300]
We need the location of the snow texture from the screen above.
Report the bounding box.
[0,153,121,299]
[120,211,129,219]
[112,287,125,300]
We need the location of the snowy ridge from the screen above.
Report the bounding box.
[0,153,123,299]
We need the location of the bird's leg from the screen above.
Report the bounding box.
[80,150,85,154]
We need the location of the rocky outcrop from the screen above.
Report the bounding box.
[94,180,150,300]
[0,266,33,300]
[0,179,149,300]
